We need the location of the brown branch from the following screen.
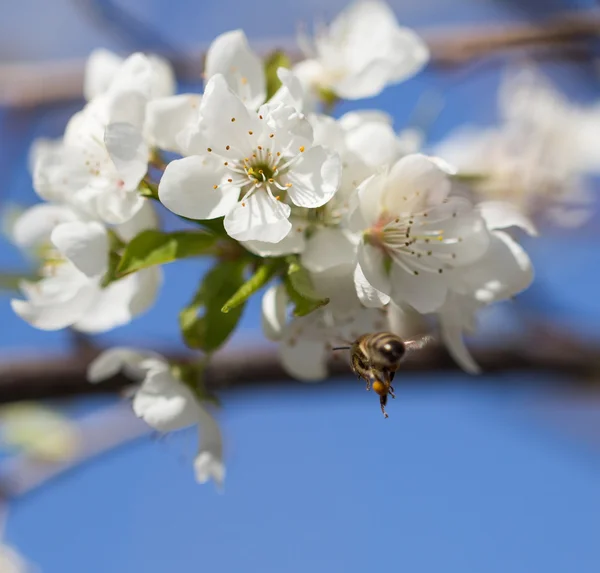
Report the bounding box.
[0,328,599,404]
[2,11,600,107]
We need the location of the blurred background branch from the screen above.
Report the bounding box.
[0,321,598,403]
[2,9,600,107]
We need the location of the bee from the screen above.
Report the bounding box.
[333,332,433,418]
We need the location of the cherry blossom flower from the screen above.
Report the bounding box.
[33,52,174,225]
[10,202,161,333]
[349,153,491,313]
[294,0,428,101]
[88,349,225,488]
[158,74,341,243]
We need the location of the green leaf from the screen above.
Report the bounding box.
[264,50,291,101]
[179,260,247,352]
[139,179,159,200]
[116,230,217,277]
[100,252,122,288]
[284,257,329,317]
[221,259,280,313]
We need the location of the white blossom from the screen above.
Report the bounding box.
[349,153,491,313]
[146,30,305,155]
[435,65,600,227]
[34,51,174,225]
[158,74,341,243]
[10,202,161,333]
[88,349,225,488]
[294,0,428,101]
[438,202,535,373]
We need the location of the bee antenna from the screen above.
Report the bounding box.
[332,346,351,351]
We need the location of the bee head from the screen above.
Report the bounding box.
[380,338,405,363]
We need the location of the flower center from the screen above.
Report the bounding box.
[247,161,275,183]
[365,211,460,277]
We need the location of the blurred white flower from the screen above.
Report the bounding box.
[10,202,161,333]
[294,0,428,100]
[438,202,535,373]
[34,51,175,225]
[159,74,341,243]
[435,66,600,227]
[88,348,225,488]
[0,543,32,573]
[349,154,490,313]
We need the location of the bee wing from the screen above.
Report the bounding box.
[404,333,435,355]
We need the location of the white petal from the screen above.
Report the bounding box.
[133,362,202,432]
[147,55,177,98]
[301,227,356,272]
[383,154,450,212]
[50,221,108,278]
[205,30,266,110]
[438,296,481,374]
[386,26,430,83]
[339,110,393,130]
[73,268,161,333]
[334,60,396,100]
[457,231,534,303]
[280,335,328,381]
[159,155,239,220]
[286,146,341,208]
[261,283,289,341]
[198,74,261,158]
[87,347,160,383]
[115,199,158,242]
[127,267,163,317]
[94,186,145,225]
[354,264,390,308]
[269,68,305,112]
[72,278,135,333]
[195,405,225,488]
[12,272,98,331]
[224,191,291,243]
[104,122,149,189]
[357,242,391,295]
[243,218,306,257]
[12,204,77,248]
[344,120,399,168]
[145,94,201,153]
[84,49,123,100]
[107,53,154,98]
[390,262,447,313]
[478,201,538,236]
[106,90,148,131]
[349,172,386,231]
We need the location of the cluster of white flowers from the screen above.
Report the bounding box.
[435,65,600,227]
[10,0,540,487]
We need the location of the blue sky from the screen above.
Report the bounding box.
[1,1,600,572]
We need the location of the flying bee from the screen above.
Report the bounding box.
[333,332,433,418]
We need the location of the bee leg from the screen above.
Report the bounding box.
[380,394,389,419]
[389,385,396,399]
